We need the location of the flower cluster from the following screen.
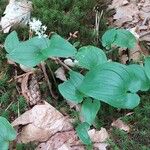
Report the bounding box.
[29,18,47,38]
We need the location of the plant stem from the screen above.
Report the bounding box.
[41,62,57,100]
[46,60,57,87]
[51,58,72,71]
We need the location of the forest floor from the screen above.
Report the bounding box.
[0,0,150,150]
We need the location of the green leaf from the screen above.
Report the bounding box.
[102,28,136,49]
[27,36,49,49]
[116,93,140,109]
[144,57,150,80]
[114,29,137,49]
[4,31,20,53]
[7,37,49,67]
[79,62,140,109]
[42,34,77,57]
[58,71,84,103]
[0,141,9,150]
[102,28,117,48]
[81,98,100,125]
[76,122,92,145]
[0,117,17,150]
[73,41,80,47]
[127,64,150,91]
[75,46,107,69]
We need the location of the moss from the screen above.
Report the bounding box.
[107,92,150,149]
[32,0,108,45]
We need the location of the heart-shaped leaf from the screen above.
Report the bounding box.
[101,28,117,48]
[7,37,49,67]
[102,28,136,49]
[42,34,77,57]
[58,71,84,103]
[75,46,107,69]
[79,62,140,109]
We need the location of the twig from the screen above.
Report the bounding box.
[142,16,149,25]
[139,31,150,38]
[17,100,20,117]
[5,101,13,111]
[46,60,57,87]
[41,62,57,100]
[51,58,72,71]
[8,71,33,82]
[56,58,72,71]
[95,10,103,43]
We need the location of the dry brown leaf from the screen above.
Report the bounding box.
[7,59,17,66]
[58,144,71,150]
[109,0,129,9]
[130,43,142,62]
[88,128,109,143]
[109,0,150,44]
[125,112,134,116]
[111,118,130,132]
[12,101,73,143]
[140,34,150,42]
[21,72,33,102]
[36,127,109,150]
[120,54,128,64]
[0,0,32,33]
[20,73,42,106]
[55,67,67,81]
[113,4,139,26]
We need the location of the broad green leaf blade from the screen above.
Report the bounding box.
[58,71,84,103]
[102,28,136,49]
[127,64,150,91]
[0,117,16,150]
[58,81,83,103]
[144,57,150,80]
[0,141,9,150]
[115,93,140,109]
[4,31,20,53]
[7,37,49,67]
[114,29,136,49]
[75,46,107,69]
[102,28,117,48]
[27,36,49,50]
[79,62,140,109]
[76,122,92,145]
[81,98,100,125]
[69,71,84,88]
[42,34,77,57]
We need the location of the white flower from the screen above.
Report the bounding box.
[29,18,47,38]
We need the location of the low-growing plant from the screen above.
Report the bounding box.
[0,117,16,149]
[4,28,150,148]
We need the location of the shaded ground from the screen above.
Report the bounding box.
[0,0,150,149]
